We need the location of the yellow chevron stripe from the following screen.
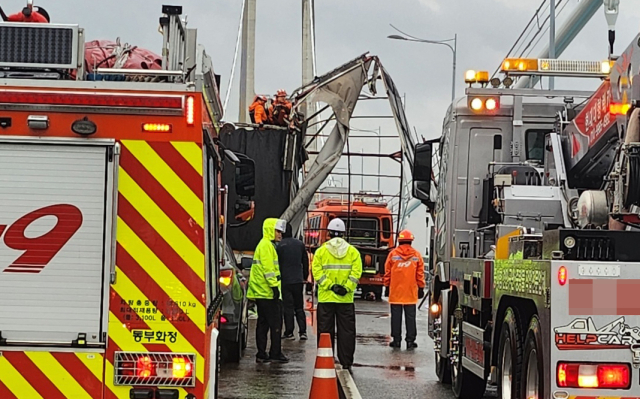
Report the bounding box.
[171,141,203,176]
[107,316,190,396]
[117,218,206,328]
[122,140,204,227]
[75,353,104,383]
[104,361,129,399]
[112,268,206,383]
[26,352,92,399]
[118,169,204,280]
[0,357,43,399]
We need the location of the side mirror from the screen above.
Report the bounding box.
[412,142,434,209]
[240,257,252,271]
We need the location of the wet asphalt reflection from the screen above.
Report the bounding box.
[219,298,495,398]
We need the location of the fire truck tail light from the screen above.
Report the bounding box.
[558,266,567,286]
[557,362,630,389]
[114,352,196,387]
[186,96,195,125]
[136,356,154,378]
[172,357,193,379]
[610,103,631,115]
[142,123,172,133]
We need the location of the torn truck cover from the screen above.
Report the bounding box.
[281,54,372,231]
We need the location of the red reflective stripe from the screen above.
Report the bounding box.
[483,261,492,298]
[2,352,66,399]
[116,245,205,355]
[51,353,102,399]
[148,142,203,198]
[0,379,17,399]
[119,147,204,249]
[117,196,205,297]
[0,91,183,109]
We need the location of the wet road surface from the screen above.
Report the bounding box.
[219,298,495,398]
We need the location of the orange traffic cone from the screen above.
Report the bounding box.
[309,333,339,399]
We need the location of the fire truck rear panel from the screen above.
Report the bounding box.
[0,88,211,399]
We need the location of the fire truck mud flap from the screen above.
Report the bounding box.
[0,139,117,397]
[551,260,640,398]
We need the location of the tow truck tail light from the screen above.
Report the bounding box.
[558,266,567,286]
[610,103,631,115]
[219,269,233,287]
[557,363,630,389]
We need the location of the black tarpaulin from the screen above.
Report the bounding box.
[221,128,291,252]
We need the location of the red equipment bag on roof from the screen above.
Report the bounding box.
[84,40,162,74]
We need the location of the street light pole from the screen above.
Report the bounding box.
[451,33,457,102]
[387,28,458,102]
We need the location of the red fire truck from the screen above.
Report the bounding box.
[0,5,254,399]
[305,196,395,300]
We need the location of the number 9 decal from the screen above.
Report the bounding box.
[2,204,83,274]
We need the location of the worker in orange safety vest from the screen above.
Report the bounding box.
[269,89,292,126]
[383,229,425,349]
[249,95,269,125]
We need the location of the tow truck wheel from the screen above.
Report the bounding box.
[450,315,487,398]
[521,316,543,399]
[497,308,522,399]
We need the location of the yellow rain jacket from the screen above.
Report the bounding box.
[312,237,363,303]
[247,218,282,300]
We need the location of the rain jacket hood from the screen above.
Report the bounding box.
[325,237,350,259]
[262,218,277,242]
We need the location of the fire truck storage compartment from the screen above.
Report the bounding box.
[0,140,115,346]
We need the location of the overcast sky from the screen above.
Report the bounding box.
[9,0,640,250]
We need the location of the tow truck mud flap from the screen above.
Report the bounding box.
[440,289,451,358]
[551,260,640,398]
[0,349,106,398]
[462,321,486,378]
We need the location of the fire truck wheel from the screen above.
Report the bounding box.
[450,315,487,398]
[435,296,451,384]
[497,308,523,399]
[521,316,543,399]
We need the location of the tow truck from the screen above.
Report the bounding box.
[0,4,255,399]
[410,8,640,399]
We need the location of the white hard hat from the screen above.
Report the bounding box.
[275,219,287,233]
[327,218,346,233]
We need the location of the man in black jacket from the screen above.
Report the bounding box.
[277,224,309,340]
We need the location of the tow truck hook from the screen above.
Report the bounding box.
[630,344,640,368]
